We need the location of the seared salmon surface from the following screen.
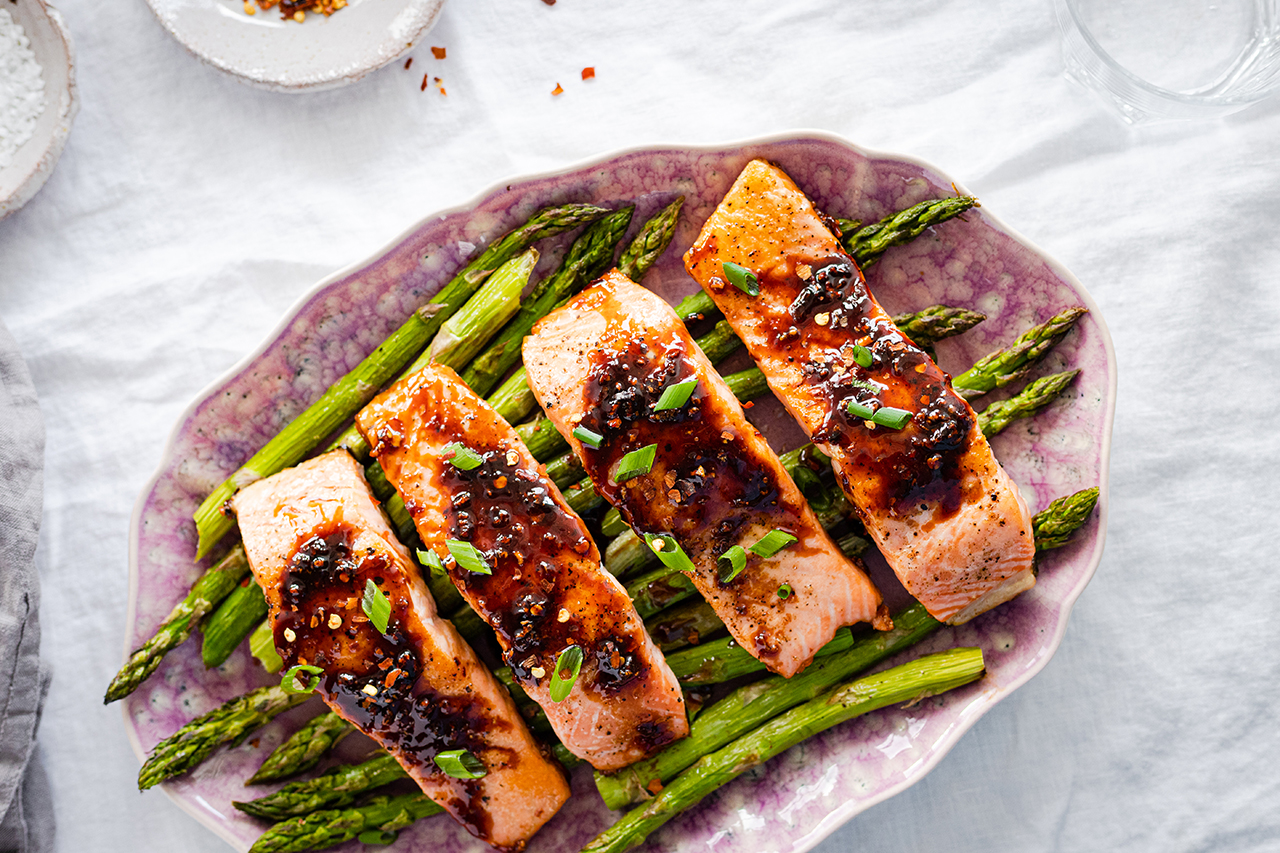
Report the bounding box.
[684,159,1036,624]
[356,364,688,772]
[523,271,886,679]
[232,450,568,851]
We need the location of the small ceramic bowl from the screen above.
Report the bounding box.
[0,0,77,221]
[145,0,448,93]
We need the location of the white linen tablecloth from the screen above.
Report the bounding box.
[1,1,1278,851]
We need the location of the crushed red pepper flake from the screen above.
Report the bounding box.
[646,778,663,795]
[552,83,564,96]
[431,46,446,59]
[404,57,413,70]
[420,73,429,91]
[581,67,595,80]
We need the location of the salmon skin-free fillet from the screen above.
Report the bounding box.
[684,159,1036,625]
[231,450,568,852]
[356,364,687,772]
[523,271,886,679]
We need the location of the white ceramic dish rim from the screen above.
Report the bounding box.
[142,0,447,93]
[122,128,1116,851]
[0,0,79,220]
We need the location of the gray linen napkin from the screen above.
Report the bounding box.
[0,318,51,853]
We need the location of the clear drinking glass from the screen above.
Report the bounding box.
[1056,0,1280,123]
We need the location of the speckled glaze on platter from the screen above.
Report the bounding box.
[144,0,447,93]
[122,132,1115,853]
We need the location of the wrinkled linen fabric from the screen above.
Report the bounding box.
[0,1,1278,852]
[0,317,50,853]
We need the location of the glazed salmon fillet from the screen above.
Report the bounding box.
[523,272,886,679]
[231,450,568,851]
[684,159,1035,625]
[355,364,687,772]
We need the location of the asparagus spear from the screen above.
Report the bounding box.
[248,791,442,853]
[247,711,354,785]
[977,369,1078,436]
[644,599,726,652]
[137,684,311,790]
[617,197,684,281]
[191,203,608,559]
[840,195,979,265]
[675,196,980,322]
[582,648,986,853]
[460,207,635,397]
[953,307,1087,399]
[201,576,269,669]
[895,304,986,347]
[235,753,408,821]
[1032,486,1100,551]
[104,545,250,703]
[486,366,540,424]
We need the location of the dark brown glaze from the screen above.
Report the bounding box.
[754,255,974,521]
[358,365,689,769]
[524,273,886,677]
[577,332,801,577]
[274,523,504,838]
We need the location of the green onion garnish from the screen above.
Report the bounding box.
[750,529,798,558]
[653,376,698,412]
[851,345,873,368]
[446,540,492,575]
[281,663,324,695]
[872,406,913,430]
[362,579,392,634]
[434,749,487,779]
[717,545,747,583]
[846,399,876,420]
[614,443,657,483]
[722,261,760,296]
[777,583,794,599]
[548,645,584,702]
[643,532,696,574]
[416,548,446,577]
[357,830,398,846]
[443,442,483,471]
[573,425,604,449]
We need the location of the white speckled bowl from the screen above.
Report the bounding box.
[122,133,1115,853]
[0,0,77,221]
[144,0,447,93]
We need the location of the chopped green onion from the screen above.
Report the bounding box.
[749,529,798,558]
[717,545,747,583]
[573,425,604,449]
[548,645,584,702]
[358,830,398,845]
[446,539,492,575]
[851,345,873,368]
[872,406,913,430]
[250,619,283,673]
[777,583,794,599]
[653,376,698,412]
[281,664,324,695]
[846,399,876,420]
[848,377,882,393]
[443,442,483,471]
[416,548,447,577]
[614,443,657,483]
[722,261,760,296]
[643,532,696,574]
[434,749,487,779]
[362,579,392,634]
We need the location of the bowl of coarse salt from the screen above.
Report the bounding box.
[1,0,77,221]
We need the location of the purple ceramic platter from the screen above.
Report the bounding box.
[123,132,1115,853]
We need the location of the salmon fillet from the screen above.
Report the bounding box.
[683,159,1035,624]
[355,364,688,772]
[523,271,886,679]
[231,450,568,851]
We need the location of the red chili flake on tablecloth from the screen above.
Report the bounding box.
[404,57,413,69]
[431,46,446,59]
[552,83,564,96]
[421,73,429,91]
[581,67,595,80]
[541,0,555,5]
